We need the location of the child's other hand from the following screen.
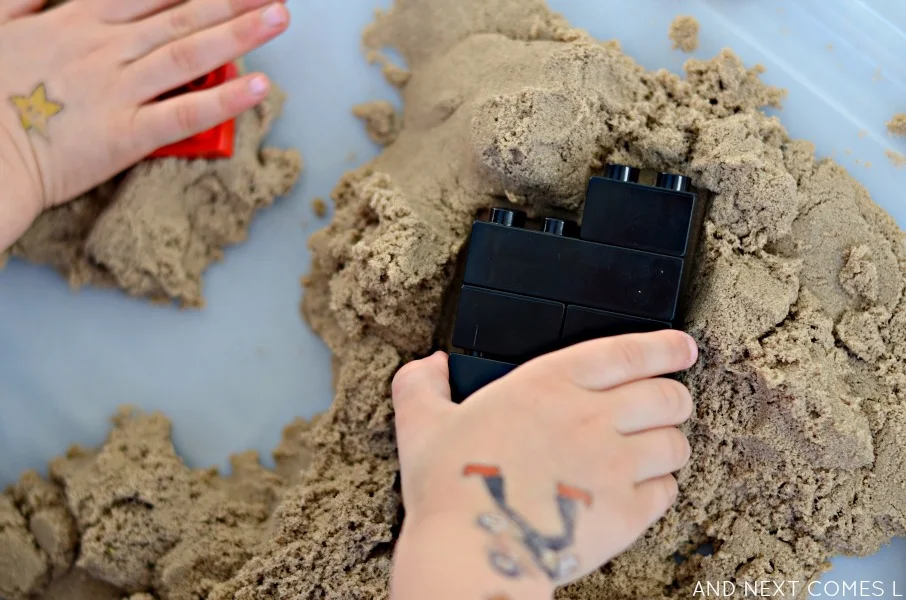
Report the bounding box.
[391,330,697,597]
[0,0,289,246]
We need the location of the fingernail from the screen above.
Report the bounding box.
[248,76,269,97]
[686,335,699,364]
[262,4,287,27]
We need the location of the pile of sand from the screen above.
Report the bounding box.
[3,1,905,599]
[1,410,315,600]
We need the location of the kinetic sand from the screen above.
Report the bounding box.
[3,1,905,598]
[669,16,700,53]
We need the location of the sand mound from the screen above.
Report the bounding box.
[3,1,905,599]
[287,1,905,597]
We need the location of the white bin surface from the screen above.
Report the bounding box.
[1,0,904,587]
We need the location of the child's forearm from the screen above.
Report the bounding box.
[391,514,554,600]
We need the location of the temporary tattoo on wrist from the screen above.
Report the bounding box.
[464,463,592,583]
[10,83,64,139]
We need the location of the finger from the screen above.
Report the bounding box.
[542,330,698,391]
[122,0,283,61]
[98,0,182,23]
[626,427,691,482]
[133,73,269,156]
[392,352,454,414]
[125,3,289,103]
[392,352,455,448]
[0,0,46,22]
[632,475,679,529]
[392,352,454,454]
[609,378,693,435]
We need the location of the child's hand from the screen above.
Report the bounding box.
[0,0,289,248]
[390,331,697,600]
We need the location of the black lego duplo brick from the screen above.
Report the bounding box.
[452,286,565,361]
[561,306,670,347]
[449,353,517,402]
[463,222,684,323]
[581,176,698,257]
[448,164,706,402]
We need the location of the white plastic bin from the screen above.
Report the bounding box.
[0,0,903,588]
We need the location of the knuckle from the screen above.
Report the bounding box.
[169,40,202,74]
[658,475,679,507]
[115,112,145,156]
[610,448,637,483]
[518,364,571,405]
[220,83,239,114]
[654,379,678,411]
[630,476,678,530]
[666,429,691,467]
[522,352,555,377]
[232,14,258,45]
[174,102,199,134]
[125,30,153,62]
[614,338,647,376]
[169,8,196,39]
[675,384,694,421]
[657,379,693,422]
[214,88,232,119]
[521,353,567,388]
[391,361,422,397]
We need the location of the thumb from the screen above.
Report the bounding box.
[392,351,454,448]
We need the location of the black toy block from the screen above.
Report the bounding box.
[449,353,517,402]
[452,286,565,361]
[581,174,699,257]
[463,222,684,322]
[561,305,670,347]
[448,164,705,403]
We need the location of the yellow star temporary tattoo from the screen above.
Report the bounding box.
[10,83,64,139]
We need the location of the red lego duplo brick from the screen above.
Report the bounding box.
[149,63,240,160]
